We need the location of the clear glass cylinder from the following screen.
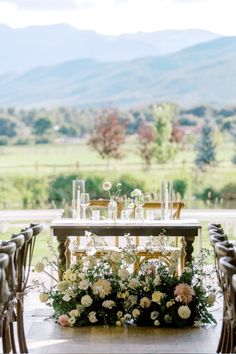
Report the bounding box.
[108,199,117,222]
[135,205,144,221]
[160,180,173,220]
[72,180,85,219]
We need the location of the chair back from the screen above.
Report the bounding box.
[0,254,10,307]
[0,242,17,293]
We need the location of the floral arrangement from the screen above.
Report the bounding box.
[103,181,122,201]
[35,234,217,328]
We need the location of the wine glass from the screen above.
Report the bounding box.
[80,193,90,219]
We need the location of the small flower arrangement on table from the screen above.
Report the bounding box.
[35,234,217,328]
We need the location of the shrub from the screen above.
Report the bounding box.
[0,136,9,145]
[220,183,236,200]
[173,179,187,198]
[196,187,221,202]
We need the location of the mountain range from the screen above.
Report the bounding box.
[0,25,235,108]
[0,24,220,73]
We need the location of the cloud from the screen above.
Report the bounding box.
[6,0,77,11]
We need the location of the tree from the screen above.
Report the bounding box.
[137,120,156,170]
[88,111,126,167]
[195,120,216,170]
[33,117,52,135]
[0,116,18,137]
[153,103,177,163]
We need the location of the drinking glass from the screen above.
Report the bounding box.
[80,193,90,219]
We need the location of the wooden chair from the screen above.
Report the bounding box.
[212,241,235,354]
[0,253,11,354]
[0,242,17,354]
[219,256,236,354]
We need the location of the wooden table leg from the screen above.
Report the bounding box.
[184,235,195,265]
[57,237,67,281]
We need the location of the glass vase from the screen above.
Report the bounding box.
[108,199,117,222]
[135,205,144,221]
[160,180,173,220]
[72,180,85,219]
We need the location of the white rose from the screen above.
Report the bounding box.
[79,280,89,291]
[69,273,77,282]
[62,294,71,302]
[128,294,137,305]
[39,292,48,303]
[81,295,93,307]
[78,273,86,280]
[68,316,76,326]
[69,309,80,317]
[63,269,72,281]
[116,320,122,326]
[152,291,164,304]
[117,311,123,318]
[128,278,139,289]
[110,251,122,263]
[140,297,151,308]
[132,309,140,318]
[118,269,130,280]
[207,293,216,305]
[34,262,44,273]
[178,305,191,319]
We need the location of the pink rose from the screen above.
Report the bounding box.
[58,314,69,326]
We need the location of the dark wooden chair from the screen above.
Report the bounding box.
[0,253,10,354]
[219,256,236,354]
[0,242,17,354]
[212,241,235,354]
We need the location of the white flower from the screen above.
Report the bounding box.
[39,292,48,303]
[154,320,160,326]
[140,297,151,308]
[69,309,80,317]
[128,294,137,305]
[193,320,202,328]
[152,291,164,304]
[110,251,122,263]
[69,273,77,282]
[92,279,112,299]
[88,311,97,323]
[103,181,112,191]
[68,316,76,326]
[128,278,139,289]
[124,313,132,321]
[118,269,130,280]
[178,305,191,319]
[207,293,216,305]
[102,300,115,309]
[79,280,89,291]
[150,311,159,320]
[132,309,140,318]
[57,281,68,292]
[63,269,72,281]
[34,262,44,273]
[81,295,93,307]
[117,311,123,318]
[62,294,71,302]
[183,267,192,273]
[153,274,161,286]
[78,272,86,280]
[131,188,142,197]
[116,320,122,326]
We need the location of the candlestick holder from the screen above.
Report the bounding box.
[160,180,173,220]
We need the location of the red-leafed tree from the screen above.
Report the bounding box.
[88,111,126,167]
[137,120,156,170]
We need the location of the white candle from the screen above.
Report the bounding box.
[165,185,169,218]
[77,189,81,219]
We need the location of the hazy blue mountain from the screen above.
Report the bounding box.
[0,37,235,107]
[0,24,220,73]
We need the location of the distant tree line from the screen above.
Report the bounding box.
[0,103,235,169]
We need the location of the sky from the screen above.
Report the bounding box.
[0,0,235,36]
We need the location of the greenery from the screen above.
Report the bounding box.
[195,120,216,170]
[36,234,216,328]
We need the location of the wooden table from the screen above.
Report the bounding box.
[51,218,201,279]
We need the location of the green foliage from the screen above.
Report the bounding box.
[173,179,187,198]
[0,136,9,145]
[0,116,17,137]
[33,117,53,135]
[195,121,216,170]
[196,187,221,202]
